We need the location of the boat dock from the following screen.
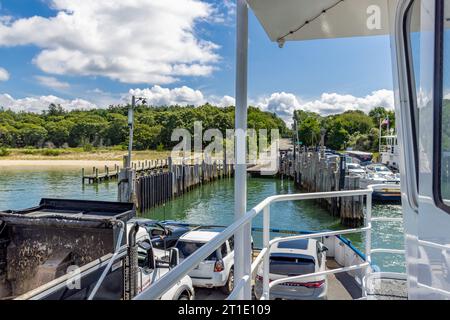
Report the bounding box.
[82,159,168,184]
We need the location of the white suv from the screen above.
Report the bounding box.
[175,228,235,294]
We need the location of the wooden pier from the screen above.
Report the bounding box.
[280,148,364,227]
[82,159,168,184]
[117,156,235,213]
[82,165,120,184]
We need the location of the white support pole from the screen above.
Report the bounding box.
[262,206,270,300]
[234,0,251,300]
[364,192,372,297]
[365,194,372,265]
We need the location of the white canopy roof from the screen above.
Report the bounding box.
[247,0,398,44]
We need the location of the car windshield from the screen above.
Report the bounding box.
[176,241,217,261]
[374,166,390,172]
[269,254,315,276]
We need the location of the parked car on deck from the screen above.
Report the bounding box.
[129,218,190,249]
[175,227,236,294]
[254,238,328,300]
[129,221,195,300]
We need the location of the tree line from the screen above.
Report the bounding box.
[0,103,290,150]
[293,107,396,152]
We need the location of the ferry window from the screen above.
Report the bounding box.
[409,1,421,108]
[437,0,450,207]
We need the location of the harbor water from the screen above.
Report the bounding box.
[0,167,404,272]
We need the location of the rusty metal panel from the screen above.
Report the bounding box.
[3,224,115,297]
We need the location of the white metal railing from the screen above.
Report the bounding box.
[134,184,403,300]
[415,240,450,298]
[361,272,408,300]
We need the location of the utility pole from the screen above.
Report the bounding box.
[127,96,135,169]
[378,114,382,154]
[127,96,147,168]
[320,128,326,158]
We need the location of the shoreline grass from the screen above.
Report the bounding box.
[0,147,170,161]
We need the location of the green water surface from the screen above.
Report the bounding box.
[0,168,404,272]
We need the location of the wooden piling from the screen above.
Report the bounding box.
[290,150,363,227]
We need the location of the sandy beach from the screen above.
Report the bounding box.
[0,160,122,169]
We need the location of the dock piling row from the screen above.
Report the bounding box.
[280,149,364,227]
[118,157,234,214]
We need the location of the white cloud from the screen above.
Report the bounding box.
[35,76,70,89]
[256,89,395,124]
[0,93,96,113]
[217,95,236,107]
[0,0,220,84]
[128,86,236,107]
[256,92,301,123]
[301,89,395,115]
[209,0,236,25]
[205,94,235,107]
[129,85,206,106]
[0,67,9,81]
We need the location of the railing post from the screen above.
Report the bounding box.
[364,191,372,296]
[263,206,270,300]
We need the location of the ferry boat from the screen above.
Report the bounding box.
[359,165,401,201]
[135,0,450,300]
[2,0,449,301]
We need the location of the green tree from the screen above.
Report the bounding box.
[105,113,128,146]
[45,103,66,117]
[294,110,322,146]
[19,123,48,147]
[69,115,108,147]
[369,107,396,130]
[442,100,450,151]
[0,125,17,147]
[134,124,163,150]
[44,120,74,147]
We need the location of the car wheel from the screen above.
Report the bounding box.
[221,269,234,295]
[178,292,190,300]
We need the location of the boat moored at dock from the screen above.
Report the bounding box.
[359,164,401,202]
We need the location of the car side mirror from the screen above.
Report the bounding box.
[169,248,180,269]
[138,241,155,269]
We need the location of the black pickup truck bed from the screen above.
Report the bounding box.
[0,199,134,300]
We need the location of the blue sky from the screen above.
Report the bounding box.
[0,0,395,122]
